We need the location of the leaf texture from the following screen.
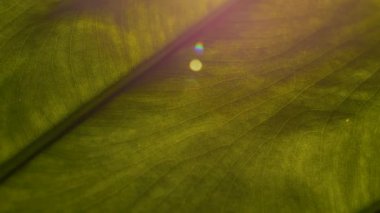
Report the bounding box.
[0,0,229,165]
[1,0,380,212]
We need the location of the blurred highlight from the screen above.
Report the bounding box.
[190,59,203,72]
[194,42,205,55]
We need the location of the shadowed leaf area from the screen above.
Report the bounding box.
[1,0,380,212]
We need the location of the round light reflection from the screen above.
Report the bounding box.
[194,42,204,55]
[189,59,203,72]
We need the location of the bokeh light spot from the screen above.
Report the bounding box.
[194,42,204,55]
[189,59,203,72]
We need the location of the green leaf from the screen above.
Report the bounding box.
[0,0,229,165]
[2,0,380,212]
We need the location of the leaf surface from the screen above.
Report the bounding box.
[0,0,229,165]
[1,0,380,212]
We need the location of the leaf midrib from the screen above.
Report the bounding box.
[0,0,242,182]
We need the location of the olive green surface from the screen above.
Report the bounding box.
[0,0,228,165]
[2,0,380,212]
